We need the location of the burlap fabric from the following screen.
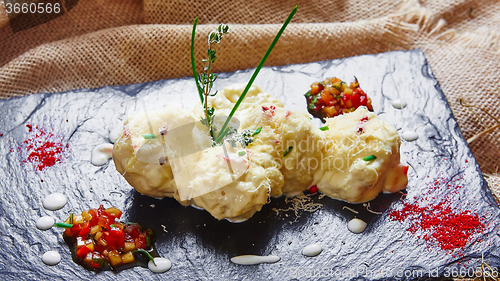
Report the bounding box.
[0,0,499,195]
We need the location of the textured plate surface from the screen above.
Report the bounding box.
[0,49,499,281]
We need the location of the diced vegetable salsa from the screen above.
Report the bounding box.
[62,205,154,270]
[305,77,373,121]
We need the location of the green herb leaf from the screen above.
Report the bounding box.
[309,94,319,110]
[362,155,377,161]
[305,90,312,97]
[92,258,109,268]
[283,146,293,157]
[252,127,262,136]
[142,134,157,139]
[214,6,297,144]
[110,224,116,229]
[135,249,156,266]
[238,151,246,156]
[319,126,329,131]
[54,222,73,228]
[333,85,341,91]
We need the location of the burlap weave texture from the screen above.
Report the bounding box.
[0,0,499,195]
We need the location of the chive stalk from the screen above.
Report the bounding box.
[191,17,204,104]
[54,222,73,228]
[362,155,377,161]
[283,146,293,157]
[214,6,297,143]
[135,249,156,266]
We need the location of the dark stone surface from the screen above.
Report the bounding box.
[0,49,499,280]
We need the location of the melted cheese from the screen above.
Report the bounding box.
[113,84,408,221]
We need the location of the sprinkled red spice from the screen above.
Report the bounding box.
[20,124,68,171]
[389,201,485,251]
[309,185,318,193]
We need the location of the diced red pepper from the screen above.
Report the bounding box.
[351,93,361,108]
[88,209,99,226]
[79,222,91,238]
[76,245,92,259]
[69,224,83,236]
[309,185,318,193]
[98,213,114,229]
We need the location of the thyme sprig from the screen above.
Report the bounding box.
[191,21,229,138]
[191,6,297,146]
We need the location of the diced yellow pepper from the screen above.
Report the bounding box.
[108,250,122,266]
[124,242,136,252]
[121,252,135,264]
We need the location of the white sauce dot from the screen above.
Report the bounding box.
[43,193,67,210]
[230,255,280,265]
[302,244,322,257]
[148,258,172,273]
[91,143,114,166]
[109,125,122,144]
[392,99,407,109]
[401,130,419,141]
[348,218,367,234]
[42,251,61,265]
[36,216,55,230]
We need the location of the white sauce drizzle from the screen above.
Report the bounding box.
[401,131,419,141]
[148,258,172,273]
[36,216,55,230]
[42,251,61,265]
[91,143,114,166]
[302,244,322,257]
[348,218,367,234]
[43,193,67,210]
[392,99,407,109]
[109,125,122,144]
[230,255,280,265]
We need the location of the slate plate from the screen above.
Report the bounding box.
[1,49,499,281]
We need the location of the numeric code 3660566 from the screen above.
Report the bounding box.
[5,2,61,14]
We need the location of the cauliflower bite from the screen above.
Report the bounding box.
[113,84,408,221]
[314,107,407,203]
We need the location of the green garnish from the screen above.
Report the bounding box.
[214,6,297,144]
[362,155,377,161]
[319,126,329,131]
[69,213,74,224]
[92,257,109,268]
[191,18,204,103]
[238,151,246,157]
[135,249,156,266]
[252,127,262,136]
[333,85,341,92]
[142,134,157,139]
[54,222,73,228]
[191,20,229,139]
[283,146,293,157]
[354,76,360,88]
[110,224,116,228]
[309,94,319,110]
[305,90,312,97]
